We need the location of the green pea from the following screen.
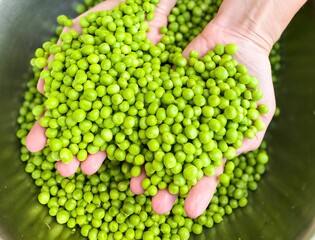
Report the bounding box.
[225,43,238,55]
[174,56,187,67]
[254,119,265,131]
[146,126,159,139]
[56,210,70,224]
[46,97,59,109]
[194,61,205,73]
[257,151,269,164]
[259,104,269,114]
[224,106,237,119]
[38,191,50,205]
[184,125,198,140]
[210,148,223,162]
[192,223,203,235]
[183,165,198,181]
[35,57,47,69]
[214,66,229,80]
[48,139,63,152]
[59,148,73,163]
[163,153,177,169]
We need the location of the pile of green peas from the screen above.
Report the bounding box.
[74,0,281,82]
[31,0,267,199]
[16,0,280,239]
[17,76,269,239]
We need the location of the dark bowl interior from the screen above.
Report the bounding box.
[1,1,315,239]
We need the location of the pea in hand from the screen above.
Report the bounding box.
[27,0,127,177]
[129,2,275,219]
[148,8,275,218]
[26,0,174,177]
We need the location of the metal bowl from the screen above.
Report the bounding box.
[1,1,315,239]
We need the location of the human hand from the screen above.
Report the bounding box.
[182,20,275,218]
[26,0,177,177]
[129,8,276,219]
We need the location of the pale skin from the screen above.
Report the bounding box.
[26,0,307,218]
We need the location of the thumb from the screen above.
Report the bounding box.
[147,0,177,44]
[130,167,147,195]
[26,118,47,152]
[184,163,225,218]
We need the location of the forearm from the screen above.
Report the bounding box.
[213,0,307,52]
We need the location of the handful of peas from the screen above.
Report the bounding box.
[16,0,278,239]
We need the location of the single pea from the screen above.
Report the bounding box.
[174,56,187,67]
[183,165,198,181]
[72,109,86,123]
[203,164,216,176]
[257,151,269,164]
[48,138,62,152]
[35,57,47,69]
[239,197,248,207]
[193,95,206,107]
[244,129,255,139]
[59,148,73,163]
[225,43,238,55]
[189,50,199,59]
[247,109,260,120]
[214,66,229,80]
[182,88,194,100]
[56,210,70,224]
[194,61,205,73]
[256,105,269,116]
[184,125,198,140]
[224,89,238,100]
[147,139,160,152]
[219,173,230,186]
[208,119,221,132]
[210,148,223,162]
[214,44,225,55]
[146,126,159,139]
[192,223,203,235]
[254,119,266,131]
[163,153,177,169]
[38,191,50,205]
[45,97,59,109]
[224,106,237,119]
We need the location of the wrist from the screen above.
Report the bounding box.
[212,0,307,53]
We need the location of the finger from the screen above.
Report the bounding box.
[56,156,80,177]
[236,130,265,155]
[184,164,225,219]
[236,100,275,155]
[37,55,54,94]
[147,0,177,44]
[80,151,106,175]
[37,79,45,94]
[152,189,178,215]
[25,118,47,152]
[130,167,146,195]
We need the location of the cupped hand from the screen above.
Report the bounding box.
[130,15,276,218]
[182,20,275,218]
[182,16,276,152]
[26,0,176,177]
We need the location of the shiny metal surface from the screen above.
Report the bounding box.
[0,1,314,239]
